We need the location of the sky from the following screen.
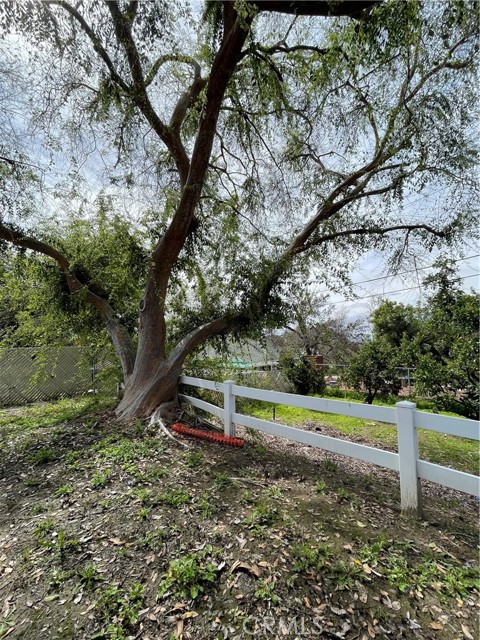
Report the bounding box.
[325,250,480,322]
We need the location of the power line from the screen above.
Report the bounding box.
[311,254,480,294]
[326,272,480,306]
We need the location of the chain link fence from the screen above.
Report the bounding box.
[0,346,120,407]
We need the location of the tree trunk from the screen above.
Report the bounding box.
[115,358,182,422]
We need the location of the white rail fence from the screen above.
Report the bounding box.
[179,375,480,516]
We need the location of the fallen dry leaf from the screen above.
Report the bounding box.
[461,625,474,640]
[429,622,444,630]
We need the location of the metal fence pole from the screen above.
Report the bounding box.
[223,379,236,437]
[396,401,422,517]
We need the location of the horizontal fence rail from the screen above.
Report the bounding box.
[179,376,480,516]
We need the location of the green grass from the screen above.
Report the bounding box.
[0,395,114,437]
[244,400,479,475]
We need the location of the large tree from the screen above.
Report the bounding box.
[0,1,477,420]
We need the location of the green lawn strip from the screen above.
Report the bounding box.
[0,395,115,436]
[243,401,479,475]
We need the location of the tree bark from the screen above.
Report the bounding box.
[116,358,181,421]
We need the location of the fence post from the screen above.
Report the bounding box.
[223,380,236,438]
[396,401,422,517]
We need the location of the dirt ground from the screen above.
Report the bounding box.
[0,406,478,640]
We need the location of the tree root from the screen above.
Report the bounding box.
[149,407,189,448]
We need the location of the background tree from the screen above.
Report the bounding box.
[413,263,479,419]
[0,1,478,420]
[346,337,401,404]
[281,289,364,362]
[346,262,479,416]
[280,353,326,396]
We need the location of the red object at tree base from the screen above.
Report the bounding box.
[171,423,244,447]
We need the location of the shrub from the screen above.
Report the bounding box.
[280,354,325,396]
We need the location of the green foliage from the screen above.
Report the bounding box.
[254,578,279,604]
[158,548,219,600]
[413,263,479,419]
[346,338,402,404]
[315,480,327,494]
[78,563,103,590]
[280,354,326,396]
[94,582,145,638]
[91,469,111,488]
[28,447,55,465]
[183,451,203,468]
[158,488,190,508]
[244,501,283,531]
[0,204,147,351]
[359,539,480,599]
[350,262,479,417]
[55,484,74,497]
[292,542,332,573]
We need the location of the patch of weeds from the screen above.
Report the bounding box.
[315,480,327,494]
[34,519,55,546]
[240,490,255,505]
[24,476,42,487]
[49,568,75,589]
[376,544,480,599]
[254,578,279,604]
[91,468,111,488]
[158,488,190,508]
[266,486,284,500]
[139,466,167,482]
[184,451,203,468]
[51,427,68,443]
[137,507,151,521]
[28,447,55,465]
[94,437,163,464]
[214,472,234,490]
[336,487,350,502]
[95,582,145,639]
[244,501,283,532]
[158,547,220,600]
[55,529,80,557]
[327,560,363,590]
[133,419,144,435]
[55,484,74,498]
[254,444,267,455]
[292,542,332,573]
[65,450,82,470]
[31,502,47,515]
[362,474,374,488]
[78,563,103,590]
[323,458,338,473]
[131,488,152,505]
[138,529,165,551]
[197,494,216,518]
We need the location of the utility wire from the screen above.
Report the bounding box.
[326,272,480,306]
[311,254,480,294]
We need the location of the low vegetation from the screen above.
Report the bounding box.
[0,397,478,640]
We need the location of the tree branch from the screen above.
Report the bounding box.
[302,224,447,253]
[44,1,129,93]
[0,221,136,378]
[253,1,380,19]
